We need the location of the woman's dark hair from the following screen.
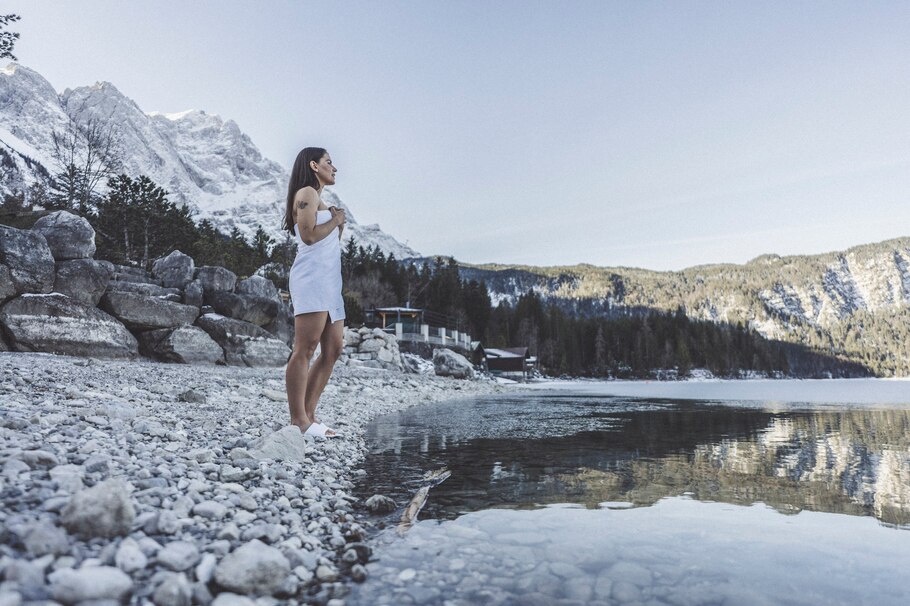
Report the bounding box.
[283,147,327,233]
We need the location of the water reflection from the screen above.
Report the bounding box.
[358,395,910,527]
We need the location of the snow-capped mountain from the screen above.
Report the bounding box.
[0,63,419,259]
[458,236,910,375]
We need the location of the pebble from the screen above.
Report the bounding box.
[156,541,200,571]
[48,566,133,604]
[0,353,505,605]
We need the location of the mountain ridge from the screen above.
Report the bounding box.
[0,63,419,259]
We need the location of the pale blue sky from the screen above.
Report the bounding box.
[6,1,910,269]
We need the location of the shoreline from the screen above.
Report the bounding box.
[0,352,514,605]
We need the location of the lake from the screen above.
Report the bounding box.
[348,380,910,605]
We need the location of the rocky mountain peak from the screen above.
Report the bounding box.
[0,64,419,259]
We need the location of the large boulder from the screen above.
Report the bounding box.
[106,280,182,301]
[152,250,195,289]
[138,325,224,364]
[100,291,199,331]
[433,347,475,379]
[195,266,236,294]
[264,299,294,348]
[0,264,16,303]
[183,278,204,306]
[236,275,279,300]
[0,225,55,298]
[206,291,281,327]
[31,210,96,260]
[111,264,160,285]
[0,293,138,359]
[195,314,291,367]
[54,259,114,306]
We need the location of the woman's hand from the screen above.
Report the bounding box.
[330,207,346,239]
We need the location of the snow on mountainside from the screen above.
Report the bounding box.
[0,63,419,259]
[459,237,910,375]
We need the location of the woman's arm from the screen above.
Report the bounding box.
[295,188,343,245]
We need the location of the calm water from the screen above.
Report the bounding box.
[349,385,910,605]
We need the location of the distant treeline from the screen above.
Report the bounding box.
[337,249,870,378]
[0,176,874,378]
[3,173,279,276]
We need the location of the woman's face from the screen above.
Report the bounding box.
[312,153,337,186]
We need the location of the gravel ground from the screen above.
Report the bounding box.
[0,352,510,605]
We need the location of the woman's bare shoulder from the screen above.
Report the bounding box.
[294,186,319,202]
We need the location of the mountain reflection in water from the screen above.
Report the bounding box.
[357,394,910,528]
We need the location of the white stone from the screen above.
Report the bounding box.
[49,566,133,604]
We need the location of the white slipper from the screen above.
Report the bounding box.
[314,422,341,438]
[303,423,328,438]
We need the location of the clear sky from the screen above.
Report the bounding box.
[5,1,910,270]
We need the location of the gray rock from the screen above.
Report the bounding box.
[351,563,367,583]
[235,276,278,299]
[3,560,46,601]
[0,293,138,359]
[31,211,96,260]
[115,537,148,573]
[156,541,200,571]
[106,280,182,299]
[48,566,132,604]
[0,264,15,304]
[192,500,227,520]
[153,573,192,606]
[138,325,224,364]
[111,264,159,284]
[433,347,475,379]
[152,250,195,289]
[262,299,294,348]
[178,389,207,403]
[183,279,204,306]
[358,338,384,353]
[365,494,397,513]
[0,225,55,298]
[18,449,59,468]
[195,314,290,367]
[213,539,290,596]
[195,266,236,294]
[247,426,308,463]
[53,259,113,306]
[195,553,217,585]
[211,594,256,606]
[100,291,199,331]
[49,464,85,493]
[60,478,135,539]
[206,291,280,327]
[23,521,70,557]
[83,454,111,474]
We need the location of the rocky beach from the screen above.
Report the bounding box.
[0,351,511,605]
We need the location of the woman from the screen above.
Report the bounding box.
[283,147,346,437]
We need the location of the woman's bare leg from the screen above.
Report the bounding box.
[305,318,345,426]
[286,311,329,432]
